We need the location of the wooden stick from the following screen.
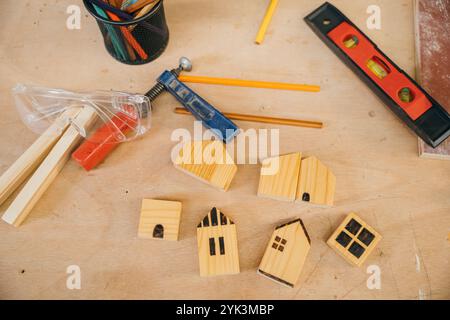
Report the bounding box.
[255,0,279,45]
[178,75,320,92]
[2,107,97,227]
[0,109,81,206]
[174,108,323,129]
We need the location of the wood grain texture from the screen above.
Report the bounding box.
[296,156,336,206]
[257,152,301,201]
[0,109,80,206]
[258,219,311,287]
[327,212,382,267]
[197,208,240,277]
[415,0,450,159]
[174,140,237,191]
[138,199,182,241]
[2,107,97,227]
[0,0,449,299]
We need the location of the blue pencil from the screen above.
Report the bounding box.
[121,0,138,10]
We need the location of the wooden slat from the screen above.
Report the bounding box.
[2,107,97,227]
[0,109,80,206]
[415,0,450,159]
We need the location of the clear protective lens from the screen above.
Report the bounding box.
[12,84,151,144]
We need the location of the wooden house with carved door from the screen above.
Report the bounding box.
[138,199,182,241]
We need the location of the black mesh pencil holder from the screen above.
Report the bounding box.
[83,0,169,65]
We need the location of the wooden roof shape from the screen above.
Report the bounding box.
[174,140,237,191]
[197,207,240,277]
[258,219,311,287]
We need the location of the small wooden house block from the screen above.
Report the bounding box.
[258,219,311,288]
[296,156,336,206]
[327,212,381,267]
[197,207,240,277]
[174,140,237,191]
[138,199,182,241]
[257,152,302,201]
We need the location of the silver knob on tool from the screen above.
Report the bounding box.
[178,57,192,72]
[172,57,192,76]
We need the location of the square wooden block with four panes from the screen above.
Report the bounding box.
[327,212,381,267]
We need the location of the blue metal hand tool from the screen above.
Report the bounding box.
[145,57,239,143]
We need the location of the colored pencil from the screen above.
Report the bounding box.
[178,75,320,92]
[174,108,323,129]
[255,0,279,45]
[104,10,148,60]
[124,0,158,13]
[92,4,127,60]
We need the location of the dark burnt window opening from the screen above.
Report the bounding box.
[153,224,164,239]
[302,193,310,202]
[219,237,225,255]
[209,237,226,256]
[209,238,216,256]
[272,236,287,252]
[345,219,362,235]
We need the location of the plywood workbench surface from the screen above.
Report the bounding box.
[0,0,449,299]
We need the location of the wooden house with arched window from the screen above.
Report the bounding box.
[138,199,182,241]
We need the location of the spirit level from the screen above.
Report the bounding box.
[305,2,450,148]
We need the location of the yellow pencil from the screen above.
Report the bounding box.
[133,0,159,18]
[255,0,279,45]
[178,75,320,92]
